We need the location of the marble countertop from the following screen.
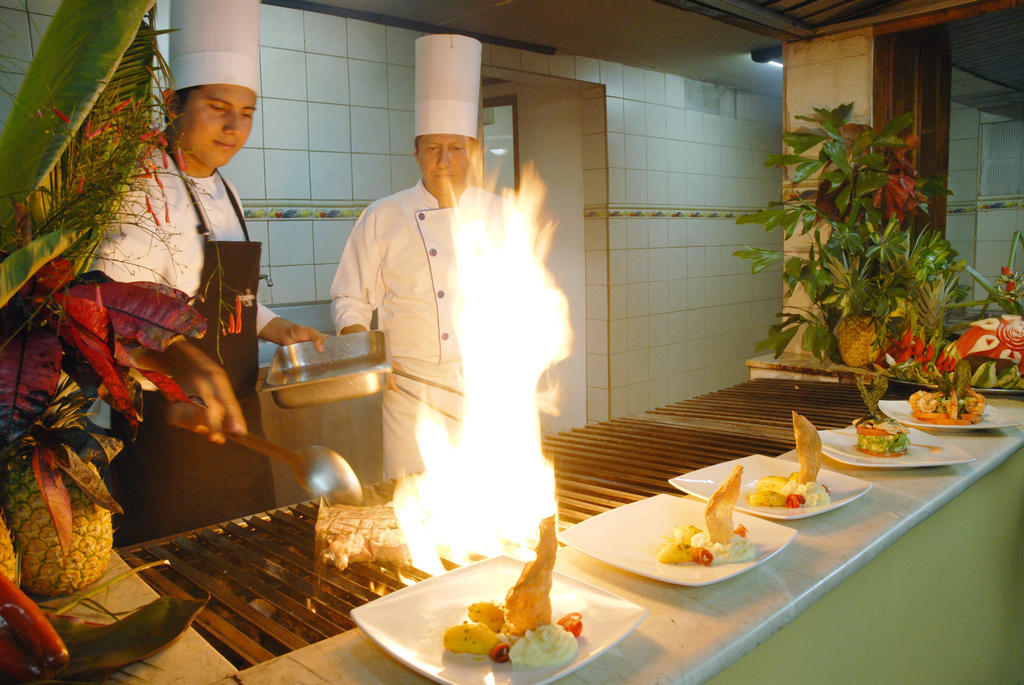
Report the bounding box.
[199,396,1024,685]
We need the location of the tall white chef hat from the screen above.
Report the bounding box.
[169,0,261,96]
[415,34,482,139]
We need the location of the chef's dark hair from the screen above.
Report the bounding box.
[167,87,197,118]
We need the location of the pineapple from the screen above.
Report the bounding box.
[2,458,112,596]
[0,376,122,596]
[836,314,879,367]
[0,514,18,582]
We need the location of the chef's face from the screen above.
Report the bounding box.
[170,83,256,178]
[415,134,472,207]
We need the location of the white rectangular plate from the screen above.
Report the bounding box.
[878,399,1020,430]
[559,494,797,586]
[350,555,647,685]
[819,426,975,468]
[668,454,872,519]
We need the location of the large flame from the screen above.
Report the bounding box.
[393,169,571,574]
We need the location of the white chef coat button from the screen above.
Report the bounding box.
[429,248,437,256]
[441,333,449,341]
[437,290,445,298]
[418,212,426,220]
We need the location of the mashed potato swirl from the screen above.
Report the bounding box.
[779,480,830,507]
[508,624,578,667]
[689,531,755,564]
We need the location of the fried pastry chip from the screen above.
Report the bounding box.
[705,464,742,544]
[792,410,822,484]
[504,515,556,635]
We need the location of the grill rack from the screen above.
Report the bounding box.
[119,378,884,669]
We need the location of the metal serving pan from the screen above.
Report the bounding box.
[263,330,392,408]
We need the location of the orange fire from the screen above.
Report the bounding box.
[393,169,570,574]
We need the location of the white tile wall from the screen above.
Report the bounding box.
[0,3,801,420]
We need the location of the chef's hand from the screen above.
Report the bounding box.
[259,316,326,352]
[133,339,247,442]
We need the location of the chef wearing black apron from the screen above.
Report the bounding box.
[93,0,324,544]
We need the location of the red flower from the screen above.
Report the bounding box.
[1002,266,1012,276]
[1008,281,1017,292]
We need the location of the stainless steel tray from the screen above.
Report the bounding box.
[263,330,392,408]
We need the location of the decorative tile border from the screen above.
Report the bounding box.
[586,205,762,220]
[242,201,368,220]
[239,197,1022,222]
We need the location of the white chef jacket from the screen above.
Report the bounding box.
[330,179,504,478]
[92,165,277,333]
[330,179,504,366]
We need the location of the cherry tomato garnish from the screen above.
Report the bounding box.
[785,493,805,508]
[691,547,713,566]
[557,612,583,638]
[734,524,748,537]
[489,643,510,663]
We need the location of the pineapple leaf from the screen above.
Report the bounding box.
[31,445,73,558]
[57,447,123,515]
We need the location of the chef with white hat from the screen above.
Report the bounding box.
[330,34,504,479]
[93,0,324,543]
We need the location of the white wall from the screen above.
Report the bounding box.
[484,79,587,431]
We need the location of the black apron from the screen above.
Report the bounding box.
[111,172,275,545]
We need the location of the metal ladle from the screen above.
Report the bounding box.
[225,432,363,505]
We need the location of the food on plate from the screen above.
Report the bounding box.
[744,412,832,507]
[908,360,986,425]
[314,503,411,572]
[659,465,755,565]
[443,622,502,655]
[508,623,578,667]
[854,376,909,457]
[467,601,506,633]
[748,472,830,507]
[442,516,581,668]
[504,515,557,636]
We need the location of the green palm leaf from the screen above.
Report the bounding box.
[0,0,155,239]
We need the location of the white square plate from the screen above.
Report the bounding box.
[668,454,872,519]
[350,555,647,685]
[559,494,797,586]
[819,426,976,468]
[878,399,1020,430]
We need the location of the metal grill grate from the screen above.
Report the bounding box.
[119,379,879,669]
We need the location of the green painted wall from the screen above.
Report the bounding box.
[711,449,1024,685]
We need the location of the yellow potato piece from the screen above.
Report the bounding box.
[747,491,786,507]
[755,475,788,494]
[443,622,502,655]
[467,602,505,633]
[657,540,693,564]
[673,524,702,545]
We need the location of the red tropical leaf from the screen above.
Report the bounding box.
[0,327,62,443]
[32,445,73,558]
[113,340,190,404]
[55,308,138,427]
[137,369,190,403]
[64,281,205,351]
[22,258,75,298]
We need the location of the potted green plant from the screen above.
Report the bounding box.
[0,0,208,680]
[734,103,965,367]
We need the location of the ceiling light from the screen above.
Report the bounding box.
[751,45,783,66]
[489,148,508,156]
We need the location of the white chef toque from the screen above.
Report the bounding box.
[415,34,482,139]
[169,0,261,96]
